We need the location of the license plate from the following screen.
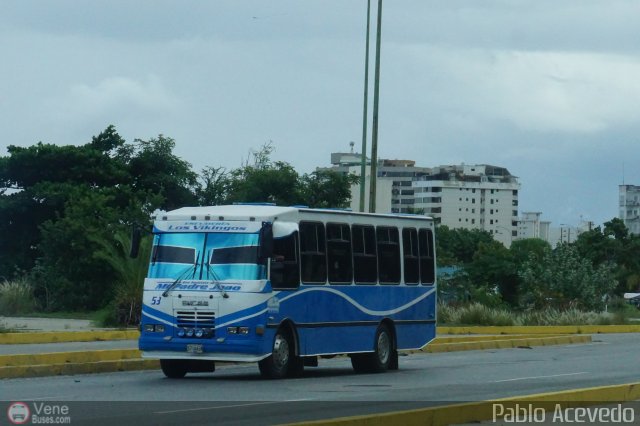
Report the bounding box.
[186,344,203,354]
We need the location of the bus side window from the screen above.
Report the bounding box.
[270,232,300,289]
[299,221,327,284]
[419,228,435,284]
[377,227,400,284]
[327,223,353,284]
[402,228,419,285]
[353,225,377,284]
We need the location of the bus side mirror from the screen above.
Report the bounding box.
[258,222,274,260]
[130,225,142,258]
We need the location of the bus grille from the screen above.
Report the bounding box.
[176,310,216,328]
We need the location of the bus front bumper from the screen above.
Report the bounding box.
[141,351,270,363]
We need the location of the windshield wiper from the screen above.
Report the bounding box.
[162,251,199,297]
[206,249,229,299]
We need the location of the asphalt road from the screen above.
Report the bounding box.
[3,334,640,425]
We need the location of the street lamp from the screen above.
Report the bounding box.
[368,0,383,213]
[359,0,372,213]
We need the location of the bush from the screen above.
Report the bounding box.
[439,302,515,326]
[0,277,36,315]
[438,303,625,326]
[516,308,613,326]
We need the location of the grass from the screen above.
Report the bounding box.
[438,302,636,326]
[16,311,101,320]
[0,277,36,315]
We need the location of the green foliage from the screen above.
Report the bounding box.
[196,166,230,206]
[435,225,493,266]
[574,219,640,294]
[0,129,355,315]
[92,230,152,325]
[127,135,198,210]
[438,303,624,326]
[519,243,617,311]
[0,277,36,315]
[516,308,615,326]
[438,303,514,326]
[300,169,358,208]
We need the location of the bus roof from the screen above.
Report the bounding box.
[157,205,433,223]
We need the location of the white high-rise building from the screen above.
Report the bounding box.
[323,153,521,246]
[325,152,429,214]
[619,185,640,235]
[412,164,520,247]
[517,212,551,242]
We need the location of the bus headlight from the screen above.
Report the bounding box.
[177,328,186,337]
[144,324,155,332]
[238,327,250,335]
[186,328,195,337]
[195,328,204,338]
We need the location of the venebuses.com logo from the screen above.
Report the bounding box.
[7,402,30,425]
[6,401,71,424]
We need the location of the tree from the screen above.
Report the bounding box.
[127,135,198,210]
[0,126,192,311]
[91,229,152,325]
[196,166,230,206]
[519,243,617,311]
[300,170,358,208]
[574,219,640,294]
[435,225,494,266]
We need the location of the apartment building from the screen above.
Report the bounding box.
[326,152,430,214]
[412,164,520,247]
[517,212,551,241]
[619,185,640,235]
[324,152,521,246]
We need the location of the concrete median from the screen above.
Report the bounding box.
[289,382,640,426]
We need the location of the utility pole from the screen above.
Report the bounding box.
[359,0,372,213]
[368,0,382,213]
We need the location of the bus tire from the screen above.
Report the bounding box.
[351,324,392,373]
[259,330,293,379]
[160,359,188,379]
[350,353,368,373]
[287,355,305,378]
[370,323,393,373]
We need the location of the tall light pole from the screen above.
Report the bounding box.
[358,0,372,213]
[368,0,383,213]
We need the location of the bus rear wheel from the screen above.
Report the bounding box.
[259,330,297,379]
[351,324,393,373]
[160,359,188,379]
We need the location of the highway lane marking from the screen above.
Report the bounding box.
[12,396,62,401]
[493,372,588,383]
[155,401,284,414]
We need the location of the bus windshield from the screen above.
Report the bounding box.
[147,232,266,281]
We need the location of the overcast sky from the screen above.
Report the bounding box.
[2,1,639,227]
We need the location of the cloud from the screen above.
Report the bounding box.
[393,45,640,134]
[49,75,178,120]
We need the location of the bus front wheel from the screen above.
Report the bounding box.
[259,330,296,379]
[160,359,188,379]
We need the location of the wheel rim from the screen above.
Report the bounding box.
[272,334,289,368]
[377,330,390,365]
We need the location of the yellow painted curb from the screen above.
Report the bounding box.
[423,335,591,353]
[439,325,640,335]
[0,330,140,344]
[432,334,566,344]
[287,382,640,426]
[0,359,159,379]
[0,349,142,367]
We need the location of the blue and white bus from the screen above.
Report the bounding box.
[137,204,436,379]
